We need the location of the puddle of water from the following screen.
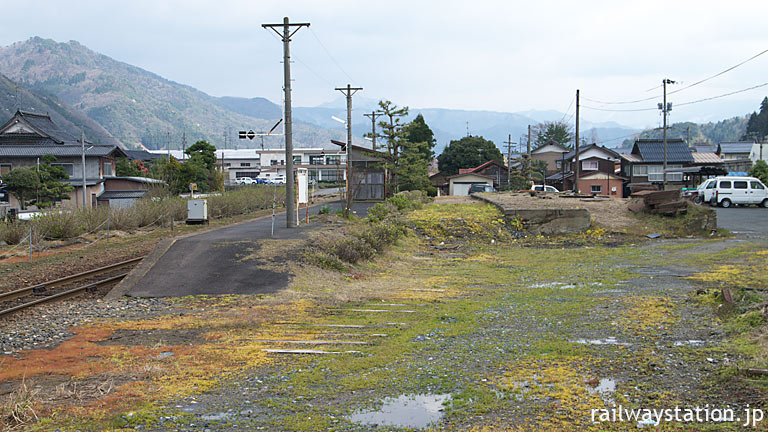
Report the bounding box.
[572,337,630,346]
[201,412,231,421]
[587,378,616,395]
[673,340,706,347]
[347,394,451,428]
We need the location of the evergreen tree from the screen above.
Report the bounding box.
[3,167,39,210]
[34,155,73,207]
[437,136,503,175]
[534,121,573,149]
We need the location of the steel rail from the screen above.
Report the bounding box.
[0,273,128,318]
[0,256,144,303]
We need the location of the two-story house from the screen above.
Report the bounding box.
[0,110,126,210]
[547,144,625,197]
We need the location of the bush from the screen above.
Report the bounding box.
[333,236,375,263]
[357,221,407,252]
[33,210,83,239]
[0,221,30,245]
[305,251,346,271]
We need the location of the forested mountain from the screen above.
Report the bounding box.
[620,117,749,149]
[0,72,121,146]
[0,37,345,150]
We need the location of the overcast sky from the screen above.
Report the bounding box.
[1,0,767,129]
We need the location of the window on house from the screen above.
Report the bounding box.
[582,160,599,170]
[0,164,11,176]
[633,165,648,176]
[241,162,251,167]
[103,162,112,176]
[270,160,278,166]
[591,184,602,194]
[309,155,325,165]
[224,163,231,167]
[293,155,302,164]
[51,163,74,177]
[326,155,341,165]
[555,160,562,169]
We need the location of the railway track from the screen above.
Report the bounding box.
[0,256,145,318]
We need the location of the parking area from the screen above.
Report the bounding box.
[714,205,768,237]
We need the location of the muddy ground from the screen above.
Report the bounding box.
[1,201,767,431]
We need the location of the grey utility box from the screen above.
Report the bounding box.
[186,199,208,224]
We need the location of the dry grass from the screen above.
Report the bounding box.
[1,378,39,431]
[476,192,636,230]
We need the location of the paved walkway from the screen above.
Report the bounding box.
[128,201,373,297]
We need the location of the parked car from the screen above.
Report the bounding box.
[271,176,286,185]
[531,184,559,192]
[692,179,716,204]
[708,176,768,208]
[234,177,255,185]
[469,184,497,194]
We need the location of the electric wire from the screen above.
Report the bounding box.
[309,27,358,86]
[584,47,768,105]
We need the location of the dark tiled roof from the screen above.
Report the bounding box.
[125,149,165,161]
[691,144,717,153]
[98,190,148,200]
[563,144,620,160]
[18,111,78,143]
[717,142,753,154]
[631,139,693,163]
[0,144,125,158]
[65,178,105,186]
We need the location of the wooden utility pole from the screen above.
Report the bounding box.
[262,17,310,228]
[661,79,675,190]
[80,131,87,208]
[574,89,580,192]
[364,111,381,151]
[335,84,362,216]
[504,134,514,187]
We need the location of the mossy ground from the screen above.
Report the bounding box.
[2,202,765,431]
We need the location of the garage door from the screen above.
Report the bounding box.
[453,182,485,196]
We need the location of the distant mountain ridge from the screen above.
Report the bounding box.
[0,37,747,157]
[0,72,121,146]
[0,37,346,150]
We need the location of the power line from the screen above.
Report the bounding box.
[309,27,358,86]
[581,104,658,112]
[669,48,768,95]
[265,30,334,86]
[584,47,768,105]
[560,96,575,123]
[676,82,768,107]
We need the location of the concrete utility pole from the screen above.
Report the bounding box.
[182,132,187,161]
[262,17,310,228]
[80,131,87,208]
[363,111,382,151]
[574,89,580,192]
[336,84,363,215]
[527,125,532,182]
[660,78,675,189]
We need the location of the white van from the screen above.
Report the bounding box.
[709,176,768,208]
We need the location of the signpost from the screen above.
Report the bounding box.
[297,168,309,225]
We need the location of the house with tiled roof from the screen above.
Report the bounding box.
[619,139,727,193]
[546,144,625,197]
[0,110,127,210]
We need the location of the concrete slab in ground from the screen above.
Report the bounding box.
[123,201,373,297]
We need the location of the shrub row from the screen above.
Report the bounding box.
[367,190,431,222]
[307,218,408,271]
[0,186,284,245]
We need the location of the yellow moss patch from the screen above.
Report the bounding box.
[619,296,675,333]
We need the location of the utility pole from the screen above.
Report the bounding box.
[526,125,532,182]
[574,89,580,192]
[660,78,675,189]
[504,134,514,187]
[262,17,310,228]
[166,131,171,161]
[181,132,187,161]
[336,84,363,215]
[80,131,87,208]
[364,111,382,151]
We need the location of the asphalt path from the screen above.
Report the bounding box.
[713,205,768,238]
[128,200,374,297]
